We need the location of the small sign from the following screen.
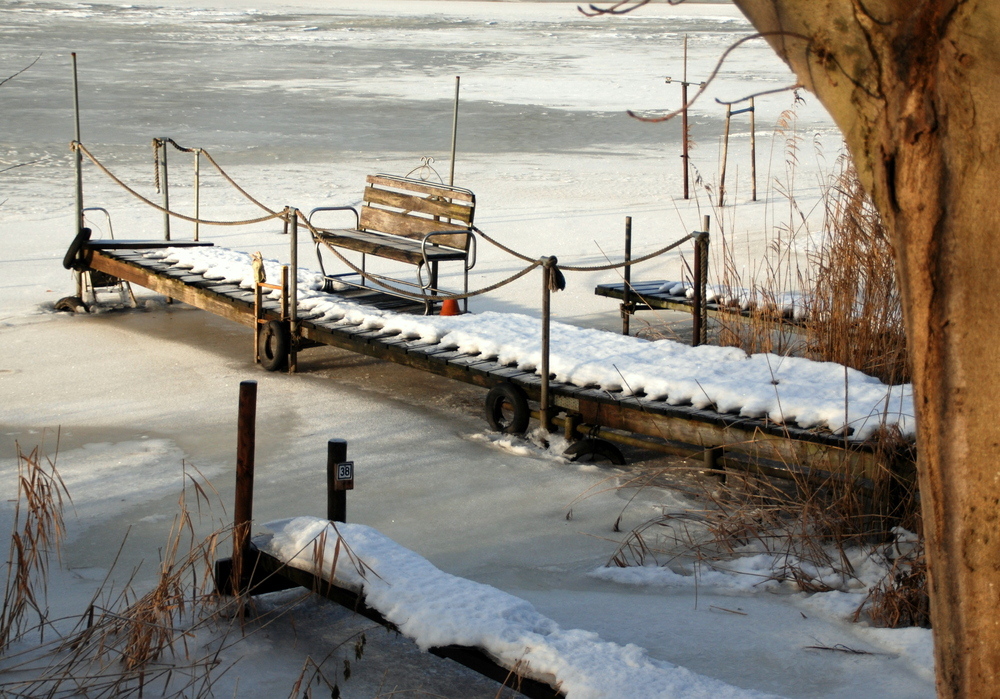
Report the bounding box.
[336,461,354,490]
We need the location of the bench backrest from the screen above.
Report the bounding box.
[359,175,476,251]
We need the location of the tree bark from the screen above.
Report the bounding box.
[732,1,1000,695]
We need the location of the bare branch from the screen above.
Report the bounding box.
[578,0,654,18]
[715,83,804,106]
[0,160,42,175]
[626,32,811,123]
[0,55,41,89]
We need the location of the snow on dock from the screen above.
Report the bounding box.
[151,246,914,441]
[262,516,779,699]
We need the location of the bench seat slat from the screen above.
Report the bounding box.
[364,187,474,223]
[359,207,472,250]
[366,174,475,203]
[316,229,468,265]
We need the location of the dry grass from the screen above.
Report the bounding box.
[0,451,382,697]
[0,444,70,654]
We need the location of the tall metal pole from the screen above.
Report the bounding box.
[289,209,298,373]
[194,150,201,241]
[71,53,84,298]
[682,36,690,200]
[718,105,731,208]
[750,97,757,202]
[159,139,171,241]
[449,76,460,186]
[622,216,632,336]
[540,257,556,433]
[692,215,710,347]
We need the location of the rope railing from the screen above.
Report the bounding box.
[74,138,699,303]
[73,142,288,227]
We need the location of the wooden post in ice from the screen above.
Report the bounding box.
[326,439,352,523]
[449,76,460,187]
[622,216,632,336]
[232,379,257,596]
[288,208,298,374]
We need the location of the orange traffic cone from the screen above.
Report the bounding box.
[440,298,461,316]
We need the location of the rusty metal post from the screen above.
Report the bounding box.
[622,216,632,336]
[750,97,757,202]
[193,149,201,241]
[71,53,84,298]
[449,75,460,187]
[232,380,257,595]
[718,104,731,208]
[681,35,690,200]
[692,215,710,347]
[159,139,171,241]
[288,209,298,373]
[326,439,349,523]
[540,257,555,433]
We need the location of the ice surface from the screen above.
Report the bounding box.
[0,1,932,697]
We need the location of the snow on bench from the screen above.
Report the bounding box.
[144,246,914,441]
[262,517,779,699]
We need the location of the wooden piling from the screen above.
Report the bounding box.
[692,215,710,347]
[327,439,348,523]
[232,380,257,595]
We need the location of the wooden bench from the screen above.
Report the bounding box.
[309,174,477,309]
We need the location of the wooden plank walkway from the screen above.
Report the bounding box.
[82,246,891,482]
[595,280,806,327]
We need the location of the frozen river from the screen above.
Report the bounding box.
[0,2,932,697]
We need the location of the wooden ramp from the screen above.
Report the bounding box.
[81,244,895,484]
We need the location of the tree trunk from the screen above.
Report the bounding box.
[732,1,1000,695]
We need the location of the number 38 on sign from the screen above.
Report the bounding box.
[335,461,354,490]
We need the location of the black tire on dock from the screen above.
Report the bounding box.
[258,320,290,372]
[485,382,530,435]
[564,438,626,466]
[62,227,91,270]
[54,296,89,313]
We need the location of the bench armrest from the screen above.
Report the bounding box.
[421,228,477,272]
[308,206,360,231]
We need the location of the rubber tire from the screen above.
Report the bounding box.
[62,227,91,270]
[564,438,626,466]
[54,296,89,313]
[258,320,290,372]
[485,382,530,435]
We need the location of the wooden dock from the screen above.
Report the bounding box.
[82,244,893,483]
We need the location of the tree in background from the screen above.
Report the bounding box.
[589,1,999,695]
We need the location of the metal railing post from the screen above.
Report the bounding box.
[71,53,84,298]
[622,216,632,336]
[193,149,201,241]
[289,209,298,373]
[692,215,710,347]
[159,139,171,241]
[540,256,556,433]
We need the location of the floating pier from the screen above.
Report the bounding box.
[77,240,898,485]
